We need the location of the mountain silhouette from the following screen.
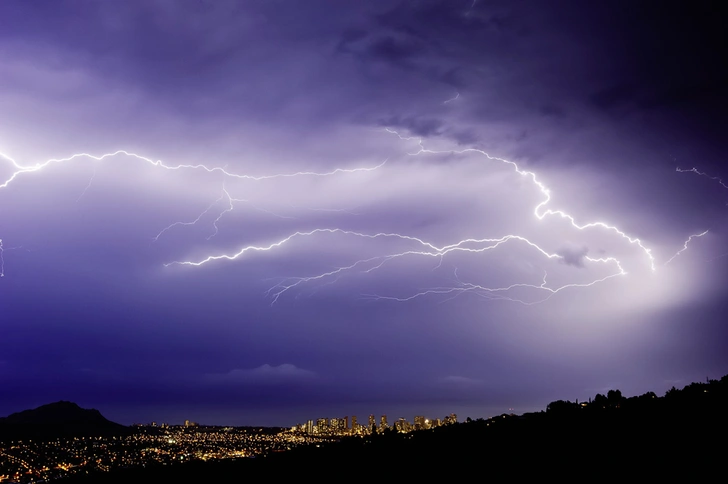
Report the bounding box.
[0,401,128,442]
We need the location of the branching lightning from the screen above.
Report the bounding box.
[0,239,27,278]
[676,167,728,190]
[76,167,97,203]
[0,148,383,277]
[0,130,711,304]
[385,128,657,272]
[443,92,460,104]
[166,129,665,305]
[665,230,709,265]
[362,256,625,306]
[0,150,385,189]
[153,193,227,242]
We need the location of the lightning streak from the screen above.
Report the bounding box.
[363,256,625,306]
[170,225,625,305]
[76,167,97,203]
[153,193,227,242]
[167,129,696,304]
[443,92,460,104]
[676,167,728,190]
[206,186,297,240]
[0,240,27,277]
[665,230,709,265]
[0,130,708,305]
[1,147,382,262]
[385,128,657,270]
[0,150,385,189]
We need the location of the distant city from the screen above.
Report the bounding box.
[290,413,459,435]
[0,412,459,483]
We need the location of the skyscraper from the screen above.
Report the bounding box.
[380,415,388,428]
[316,418,328,433]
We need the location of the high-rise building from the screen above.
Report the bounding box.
[351,416,357,433]
[444,413,457,425]
[414,415,426,430]
[396,417,408,432]
[344,416,349,430]
[316,418,328,432]
[306,420,314,434]
[368,414,375,427]
[380,415,388,428]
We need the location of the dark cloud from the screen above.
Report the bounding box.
[206,364,317,385]
[557,244,589,268]
[538,104,567,118]
[363,36,424,65]
[590,84,639,112]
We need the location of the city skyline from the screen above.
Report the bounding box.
[1,0,727,426]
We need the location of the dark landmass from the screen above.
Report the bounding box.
[48,375,728,480]
[0,401,129,442]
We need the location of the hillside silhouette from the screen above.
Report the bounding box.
[58,374,728,480]
[0,401,128,442]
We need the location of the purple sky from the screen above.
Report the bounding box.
[1,0,727,426]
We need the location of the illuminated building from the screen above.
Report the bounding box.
[414,416,426,430]
[351,416,357,433]
[316,418,328,432]
[444,413,457,425]
[368,414,375,427]
[380,415,388,428]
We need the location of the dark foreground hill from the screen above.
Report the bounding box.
[0,401,129,442]
[60,375,728,480]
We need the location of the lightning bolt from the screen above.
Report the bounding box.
[363,257,625,306]
[443,92,460,104]
[76,167,97,203]
[169,222,626,305]
[0,240,27,278]
[1,148,384,272]
[0,150,386,189]
[676,167,728,190]
[665,230,709,265]
[205,185,297,240]
[385,128,657,271]
[0,131,709,305]
[153,183,300,243]
[165,129,696,305]
[153,193,227,242]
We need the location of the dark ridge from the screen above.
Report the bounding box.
[57,374,728,481]
[0,401,129,442]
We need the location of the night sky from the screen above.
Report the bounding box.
[1,0,727,426]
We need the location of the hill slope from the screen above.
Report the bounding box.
[0,401,128,442]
